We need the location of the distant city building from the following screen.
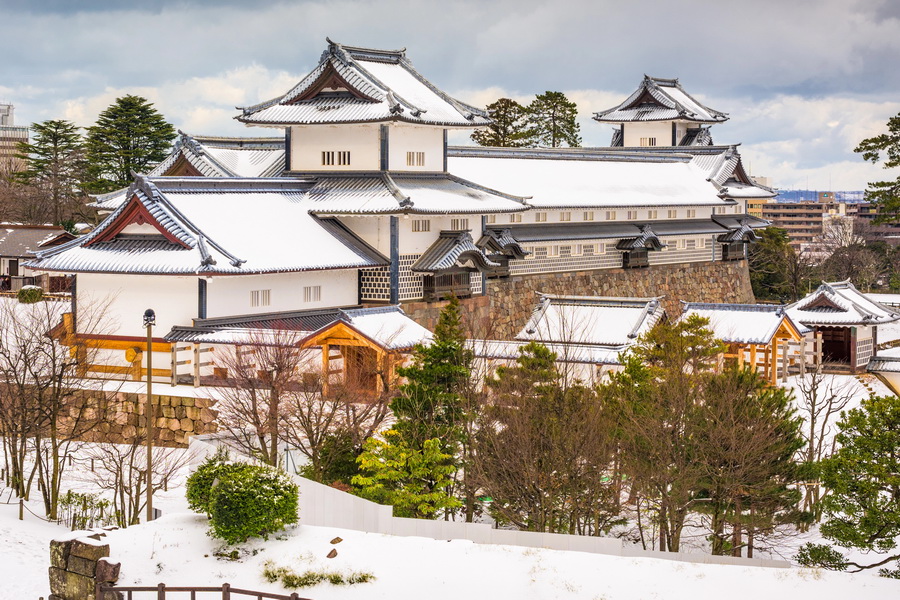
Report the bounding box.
[761,196,848,249]
[0,103,28,174]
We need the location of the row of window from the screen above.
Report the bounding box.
[523,237,711,259]
[484,208,713,225]
[249,286,321,308]
[320,151,428,167]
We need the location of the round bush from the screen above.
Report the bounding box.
[208,465,299,544]
[186,452,251,516]
[17,286,43,304]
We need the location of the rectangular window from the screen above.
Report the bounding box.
[668,209,677,219]
[450,218,469,230]
[549,245,560,257]
[687,209,696,218]
[303,285,321,303]
[677,239,686,250]
[321,151,350,166]
[510,214,522,223]
[627,210,637,220]
[582,244,595,256]
[250,289,271,307]
[648,209,658,219]
[412,219,431,232]
[559,245,572,257]
[535,212,547,222]
[606,210,617,220]
[583,211,594,221]
[406,151,426,167]
[534,246,548,258]
[485,214,496,224]
[640,137,657,147]
[698,238,707,249]
[685,239,697,250]
[560,212,571,222]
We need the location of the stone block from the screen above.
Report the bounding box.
[185,407,200,420]
[181,418,194,432]
[67,554,97,578]
[50,539,72,568]
[49,566,96,599]
[175,406,186,419]
[69,538,110,562]
[95,558,121,583]
[182,398,194,407]
[200,408,216,423]
[161,406,175,418]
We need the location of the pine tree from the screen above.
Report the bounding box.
[15,120,85,224]
[470,98,530,147]
[84,95,176,193]
[525,91,582,148]
[855,112,900,219]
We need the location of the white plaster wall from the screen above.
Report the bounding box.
[340,216,390,256]
[398,214,480,254]
[623,121,673,147]
[290,124,380,171]
[120,223,161,235]
[205,270,357,318]
[518,206,715,224]
[76,273,197,339]
[387,125,444,171]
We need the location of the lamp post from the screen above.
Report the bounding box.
[143,308,156,523]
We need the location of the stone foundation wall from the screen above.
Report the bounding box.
[49,531,120,600]
[71,390,218,448]
[402,260,755,340]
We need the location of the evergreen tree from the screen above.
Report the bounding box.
[525,91,582,148]
[84,95,176,193]
[855,112,900,219]
[798,395,900,576]
[15,119,86,224]
[392,295,473,453]
[470,98,530,147]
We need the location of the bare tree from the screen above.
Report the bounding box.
[0,295,115,519]
[84,440,193,526]
[793,367,854,525]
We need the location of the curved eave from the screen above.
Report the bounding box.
[236,114,490,129]
[26,261,387,277]
[592,114,728,124]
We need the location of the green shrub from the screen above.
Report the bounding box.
[208,464,299,544]
[186,450,250,516]
[17,286,43,303]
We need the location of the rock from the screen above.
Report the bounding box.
[50,539,73,568]
[326,548,338,558]
[49,566,95,599]
[180,418,194,432]
[330,536,343,545]
[67,554,97,578]
[69,538,110,562]
[95,558,121,583]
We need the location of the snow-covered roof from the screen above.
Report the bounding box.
[864,293,900,307]
[303,172,527,215]
[447,147,735,209]
[470,339,625,365]
[0,225,74,258]
[787,280,900,327]
[333,305,433,350]
[680,302,803,345]
[594,75,728,124]
[238,39,489,128]
[411,230,500,273]
[88,133,287,212]
[30,176,388,276]
[517,294,664,347]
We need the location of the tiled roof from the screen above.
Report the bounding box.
[477,228,528,260]
[470,339,625,366]
[680,302,802,345]
[332,305,433,350]
[303,172,527,215]
[447,146,735,209]
[616,224,666,251]
[238,39,490,128]
[411,230,500,273]
[679,127,713,146]
[165,307,343,344]
[517,294,665,347]
[30,176,388,275]
[0,225,74,258]
[594,75,728,124]
[787,280,900,327]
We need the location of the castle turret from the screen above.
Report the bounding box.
[594,75,727,148]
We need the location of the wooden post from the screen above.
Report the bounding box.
[816,332,823,365]
[770,342,778,386]
[193,344,200,387]
[737,344,745,368]
[750,344,758,376]
[19,498,23,520]
[781,341,789,383]
[321,344,330,397]
[170,345,177,386]
[762,345,769,382]
[222,583,231,600]
[157,582,165,600]
[800,337,807,376]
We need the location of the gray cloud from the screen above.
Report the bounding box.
[2,0,898,189]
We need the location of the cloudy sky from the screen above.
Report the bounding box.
[2,0,899,190]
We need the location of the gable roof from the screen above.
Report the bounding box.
[787,280,900,327]
[88,132,287,212]
[594,75,728,124]
[0,225,75,258]
[411,230,500,273]
[681,302,804,345]
[237,39,490,128]
[29,175,388,276]
[517,294,665,347]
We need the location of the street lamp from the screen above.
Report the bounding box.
[143,308,155,523]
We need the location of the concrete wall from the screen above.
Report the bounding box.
[402,259,755,340]
[187,434,790,569]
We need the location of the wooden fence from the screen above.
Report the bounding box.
[96,582,312,600]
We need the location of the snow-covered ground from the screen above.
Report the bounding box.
[2,373,899,599]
